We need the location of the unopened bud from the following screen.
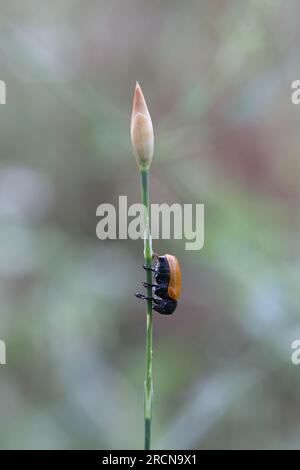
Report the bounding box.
[131,82,154,169]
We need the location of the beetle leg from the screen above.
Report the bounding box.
[135,293,160,304]
[143,264,155,272]
[142,281,158,288]
[135,293,151,301]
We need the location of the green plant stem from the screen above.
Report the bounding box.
[141,167,153,450]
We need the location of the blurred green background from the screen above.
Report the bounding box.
[0,0,299,450]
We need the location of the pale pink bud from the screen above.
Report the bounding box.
[131,82,154,169]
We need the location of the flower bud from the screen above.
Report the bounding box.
[131,82,154,169]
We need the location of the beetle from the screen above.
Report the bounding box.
[135,253,182,315]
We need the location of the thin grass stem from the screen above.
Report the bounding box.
[140,167,153,450]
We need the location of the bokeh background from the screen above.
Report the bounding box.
[0,0,300,449]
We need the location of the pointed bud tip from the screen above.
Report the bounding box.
[133,81,144,104]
